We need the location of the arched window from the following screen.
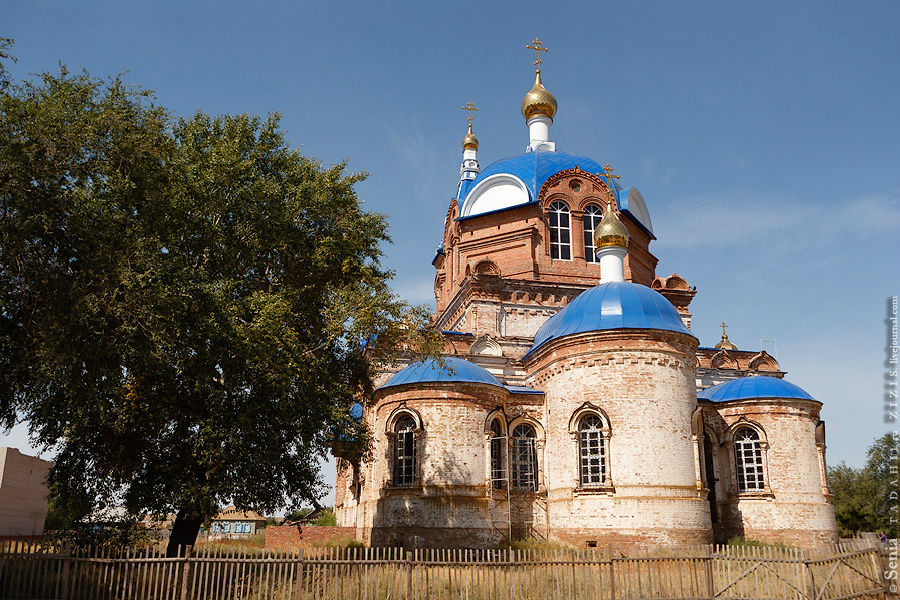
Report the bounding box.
[578,414,606,487]
[511,423,538,491]
[734,427,765,492]
[548,202,571,260]
[489,419,506,489]
[582,204,603,263]
[393,416,417,487]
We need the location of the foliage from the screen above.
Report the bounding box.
[828,433,899,537]
[0,38,15,90]
[0,66,440,535]
[314,507,337,526]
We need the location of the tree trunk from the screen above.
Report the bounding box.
[166,509,203,558]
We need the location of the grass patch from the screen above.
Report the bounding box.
[500,537,574,552]
[312,536,364,549]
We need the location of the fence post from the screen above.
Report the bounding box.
[706,552,716,600]
[59,541,72,600]
[608,544,617,600]
[294,548,306,600]
[179,545,193,600]
[804,558,817,600]
[406,550,413,600]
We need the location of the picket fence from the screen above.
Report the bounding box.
[0,539,891,600]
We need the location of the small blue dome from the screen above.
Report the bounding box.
[527,281,691,356]
[379,357,504,390]
[698,376,814,402]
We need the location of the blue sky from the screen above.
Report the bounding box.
[4,1,899,503]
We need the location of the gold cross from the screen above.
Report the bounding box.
[526,38,550,69]
[720,321,728,336]
[461,101,479,125]
[602,163,621,181]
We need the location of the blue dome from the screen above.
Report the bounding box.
[463,151,610,203]
[698,376,814,402]
[527,281,691,356]
[379,357,504,390]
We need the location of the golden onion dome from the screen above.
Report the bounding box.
[714,333,738,351]
[594,204,629,249]
[521,71,557,121]
[462,123,479,150]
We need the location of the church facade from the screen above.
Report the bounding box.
[334,42,837,550]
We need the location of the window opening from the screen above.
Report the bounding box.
[734,427,765,492]
[393,416,417,487]
[583,204,603,262]
[578,414,606,487]
[512,423,538,491]
[548,202,571,260]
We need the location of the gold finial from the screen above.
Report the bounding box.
[594,197,629,250]
[521,38,557,121]
[526,38,550,71]
[461,101,480,150]
[715,321,738,350]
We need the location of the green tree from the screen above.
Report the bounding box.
[828,433,899,538]
[0,61,439,555]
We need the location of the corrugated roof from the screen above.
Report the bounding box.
[697,376,814,402]
[527,282,690,356]
[379,357,505,390]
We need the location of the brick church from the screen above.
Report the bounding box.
[334,40,838,550]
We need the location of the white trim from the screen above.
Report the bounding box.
[459,173,530,218]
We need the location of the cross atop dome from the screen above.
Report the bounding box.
[461,101,479,150]
[526,38,550,71]
[522,37,557,152]
[715,321,738,350]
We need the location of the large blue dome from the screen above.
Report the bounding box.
[698,376,814,402]
[379,357,504,390]
[527,281,691,356]
[461,151,608,202]
[456,151,654,236]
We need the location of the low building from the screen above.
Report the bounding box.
[0,447,52,536]
[208,507,266,538]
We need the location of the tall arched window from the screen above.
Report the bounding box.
[393,416,417,487]
[734,427,765,492]
[489,419,506,489]
[582,203,603,263]
[511,424,538,491]
[548,202,571,260]
[578,414,606,487]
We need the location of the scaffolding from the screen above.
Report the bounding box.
[489,433,549,542]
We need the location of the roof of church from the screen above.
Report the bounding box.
[379,357,505,390]
[527,281,691,356]
[460,151,611,205]
[455,151,654,237]
[697,375,814,402]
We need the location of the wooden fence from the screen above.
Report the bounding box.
[0,540,890,600]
